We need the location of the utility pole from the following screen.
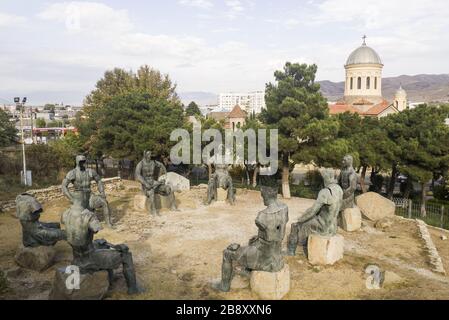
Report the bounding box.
[15,97,28,186]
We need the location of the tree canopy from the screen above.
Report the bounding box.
[75,65,184,159]
[261,62,335,198]
[185,101,202,117]
[0,109,17,147]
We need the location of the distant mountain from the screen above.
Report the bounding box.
[178,92,218,107]
[319,74,449,103]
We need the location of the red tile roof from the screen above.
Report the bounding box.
[329,99,398,117]
[364,100,395,116]
[353,98,374,105]
[227,105,247,118]
[329,103,363,115]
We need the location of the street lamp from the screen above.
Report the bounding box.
[15,96,28,186]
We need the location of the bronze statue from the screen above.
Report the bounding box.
[338,155,357,211]
[135,150,178,216]
[287,169,343,256]
[62,155,112,227]
[61,192,143,295]
[207,164,235,205]
[212,179,288,292]
[16,194,66,247]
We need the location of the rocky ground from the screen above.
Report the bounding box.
[1,180,449,300]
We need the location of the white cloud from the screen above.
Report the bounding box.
[178,0,213,9]
[37,1,133,37]
[0,12,27,27]
[225,0,245,19]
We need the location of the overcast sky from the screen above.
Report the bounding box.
[1,0,448,105]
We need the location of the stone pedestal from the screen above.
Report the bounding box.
[231,274,250,290]
[133,194,147,211]
[308,234,344,265]
[250,264,290,300]
[49,268,110,300]
[341,207,362,232]
[217,188,228,202]
[134,194,173,212]
[154,194,172,210]
[14,244,56,272]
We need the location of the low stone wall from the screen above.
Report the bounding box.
[416,219,446,275]
[0,177,123,213]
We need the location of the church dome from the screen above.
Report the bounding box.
[345,41,383,66]
[395,86,406,96]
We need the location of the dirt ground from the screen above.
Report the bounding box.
[1,180,449,300]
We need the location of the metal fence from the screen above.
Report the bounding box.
[393,197,449,230]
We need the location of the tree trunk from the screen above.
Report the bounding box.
[252,165,259,188]
[420,182,427,217]
[387,164,398,199]
[360,166,368,193]
[282,153,291,199]
[207,163,213,180]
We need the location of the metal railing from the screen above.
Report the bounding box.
[393,197,448,230]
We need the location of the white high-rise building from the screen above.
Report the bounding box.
[218,91,266,114]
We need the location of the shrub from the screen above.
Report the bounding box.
[434,184,449,201]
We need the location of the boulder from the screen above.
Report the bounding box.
[356,192,395,222]
[341,207,362,232]
[307,234,344,265]
[250,264,290,300]
[374,217,394,231]
[14,245,56,272]
[217,188,228,202]
[159,172,190,192]
[133,194,147,211]
[382,271,405,287]
[49,268,109,300]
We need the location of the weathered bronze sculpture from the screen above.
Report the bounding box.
[135,150,178,216]
[338,155,357,211]
[207,164,235,205]
[62,155,112,227]
[212,179,288,292]
[61,192,142,295]
[16,194,66,247]
[287,169,343,256]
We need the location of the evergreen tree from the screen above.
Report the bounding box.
[0,109,17,147]
[261,62,335,198]
[185,101,202,116]
[382,105,449,216]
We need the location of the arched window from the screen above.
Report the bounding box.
[350,78,353,90]
[366,77,371,90]
[374,77,378,90]
[357,77,362,90]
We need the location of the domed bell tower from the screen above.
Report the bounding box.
[394,86,408,111]
[344,36,384,107]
